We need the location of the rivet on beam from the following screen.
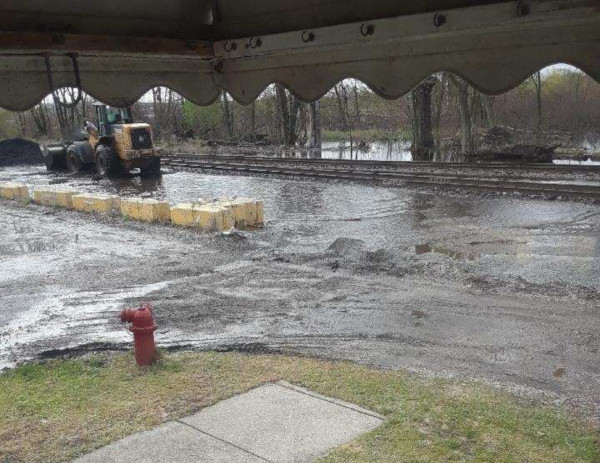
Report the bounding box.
[360,23,376,37]
[224,41,238,53]
[433,13,447,28]
[302,31,316,43]
[247,37,263,50]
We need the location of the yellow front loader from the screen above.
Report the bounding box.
[42,104,161,178]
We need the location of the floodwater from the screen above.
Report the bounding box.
[317,140,600,165]
[321,141,412,161]
[1,165,599,288]
[1,164,599,414]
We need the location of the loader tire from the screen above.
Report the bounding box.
[96,146,122,178]
[140,157,161,178]
[66,147,84,173]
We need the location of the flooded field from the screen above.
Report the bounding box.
[318,140,600,165]
[321,141,413,161]
[1,164,599,415]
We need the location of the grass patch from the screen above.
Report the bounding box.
[1,352,598,462]
[322,129,409,143]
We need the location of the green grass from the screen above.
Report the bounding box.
[0,352,598,463]
[322,129,410,143]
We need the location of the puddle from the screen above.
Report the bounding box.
[415,243,479,261]
[0,239,65,255]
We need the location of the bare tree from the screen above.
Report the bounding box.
[333,84,350,131]
[448,75,476,154]
[50,88,83,140]
[351,82,361,126]
[30,104,51,137]
[431,73,448,145]
[482,96,495,128]
[531,71,543,142]
[12,113,27,138]
[250,101,257,136]
[275,84,300,146]
[306,101,322,151]
[410,76,437,160]
[152,87,181,140]
[221,92,234,138]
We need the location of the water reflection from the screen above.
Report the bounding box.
[415,243,478,261]
[105,175,164,198]
[283,141,600,165]
[321,141,412,161]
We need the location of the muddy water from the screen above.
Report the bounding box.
[1,165,600,414]
[1,165,599,289]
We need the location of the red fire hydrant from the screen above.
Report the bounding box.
[120,304,157,366]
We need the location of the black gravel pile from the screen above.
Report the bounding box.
[0,138,43,166]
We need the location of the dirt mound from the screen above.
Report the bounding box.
[0,138,43,167]
[327,237,366,255]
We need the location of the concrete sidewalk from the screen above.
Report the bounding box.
[74,381,383,463]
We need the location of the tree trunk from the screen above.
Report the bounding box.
[482,96,495,128]
[449,76,476,155]
[221,92,234,138]
[307,101,322,151]
[352,82,361,126]
[31,104,50,137]
[51,90,74,140]
[275,84,291,146]
[531,72,543,142]
[431,73,447,144]
[288,96,300,146]
[13,113,27,138]
[250,101,256,136]
[172,94,185,139]
[333,84,349,131]
[275,84,300,146]
[410,77,437,160]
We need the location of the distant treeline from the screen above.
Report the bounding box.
[0,67,598,154]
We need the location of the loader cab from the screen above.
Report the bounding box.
[94,103,134,136]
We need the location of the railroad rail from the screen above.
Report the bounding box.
[162,154,600,198]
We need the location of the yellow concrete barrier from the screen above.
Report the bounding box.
[0,182,29,201]
[33,187,79,209]
[251,200,264,227]
[72,194,121,214]
[219,198,264,227]
[219,198,250,227]
[171,203,235,231]
[121,198,171,223]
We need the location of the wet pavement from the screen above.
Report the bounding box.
[1,165,599,418]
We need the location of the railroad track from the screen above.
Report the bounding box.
[162,154,600,198]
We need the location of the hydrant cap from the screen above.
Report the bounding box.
[120,305,156,331]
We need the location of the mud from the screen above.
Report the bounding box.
[0,167,599,421]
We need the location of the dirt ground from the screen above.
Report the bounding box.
[0,168,599,421]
